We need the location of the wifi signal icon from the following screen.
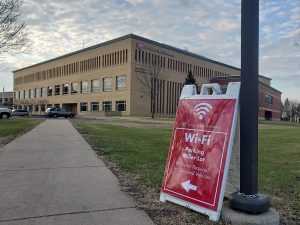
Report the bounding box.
[194,103,213,120]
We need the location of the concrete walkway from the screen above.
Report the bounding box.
[0,119,154,225]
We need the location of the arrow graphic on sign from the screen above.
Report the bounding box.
[181,180,197,192]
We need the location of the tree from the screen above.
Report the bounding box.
[283,98,290,120]
[37,98,49,115]
[296,103,300,122]
[0,0,31,55]
[135,62,166,119]
[184,70,197,85]
[289,100,298,122]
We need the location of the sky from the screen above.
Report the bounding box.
[1,0,299,102]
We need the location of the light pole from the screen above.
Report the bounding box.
[230,0,270,213]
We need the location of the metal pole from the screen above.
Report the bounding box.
[231,0,270,213]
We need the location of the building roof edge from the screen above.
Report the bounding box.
[211,75,281,94]
[13,34,134,73]
[14,33,240,73]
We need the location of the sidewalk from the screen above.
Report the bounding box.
[0,119,154,225]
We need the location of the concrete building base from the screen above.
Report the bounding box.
[222,204,280,225]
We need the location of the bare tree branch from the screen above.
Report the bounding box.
[0,0,31,55]
[135,62,167,118]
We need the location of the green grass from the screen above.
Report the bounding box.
[74,120,300,218]
[75,123,171,190]
[0,118,44,146]
[259,120,300,127]
[258,123,300,213]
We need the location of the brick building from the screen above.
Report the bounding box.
[211,76,282,120]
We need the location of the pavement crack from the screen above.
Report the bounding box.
[0,206,136,223]
[0,165,105,172]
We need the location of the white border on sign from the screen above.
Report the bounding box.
[163,128,228,207]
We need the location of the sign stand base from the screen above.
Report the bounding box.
[222,203,280,225]
[160,193,220,221]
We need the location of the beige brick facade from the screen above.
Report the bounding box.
[13,34,241,116]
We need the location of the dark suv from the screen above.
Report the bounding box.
[45,107,75,118]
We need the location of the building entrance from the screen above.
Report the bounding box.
[265,110,272,120]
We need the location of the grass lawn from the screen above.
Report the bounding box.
[258,122,300,219]
[0,118,44,146]
[74,123,171,191]
[74,120,300,224]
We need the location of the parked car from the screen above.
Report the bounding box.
[45,107,75,118]
[0,108,12,119]
[12,109,29,116]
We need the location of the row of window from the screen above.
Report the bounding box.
[14,75,126,99]
[14,49,129,85]
[19,101,127,112]
[0,97,13,102]
[134,49,229,79]
[80,100,126,112]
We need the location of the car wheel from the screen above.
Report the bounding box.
[1,113,9,119]
[69,114,74,118]
[53,114,58,118]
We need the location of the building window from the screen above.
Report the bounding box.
[91,102,99,112]
[116,75,126,90]
[36,88,40,98]
[71,82,79,94]
[80,102,88,111]
[35,105,39,112]
[63,84,69,95]
[91,79,100,93]
[221,88,227,94]
[47,87,53,96]
[81,81,88,93]
[265,94,273,104]
[116,100,126,111]
[41,105,45,112]
[103,101,112,111]
[30,89,35,98]
[42,87,46,97]
[20,91,23,99]
[55,85,60,95]
[103,77,112,92]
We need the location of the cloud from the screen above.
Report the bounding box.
[0,0,299,101]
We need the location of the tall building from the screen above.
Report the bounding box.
[13,34,281,119]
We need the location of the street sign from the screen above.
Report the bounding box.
[160,82,240,221]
